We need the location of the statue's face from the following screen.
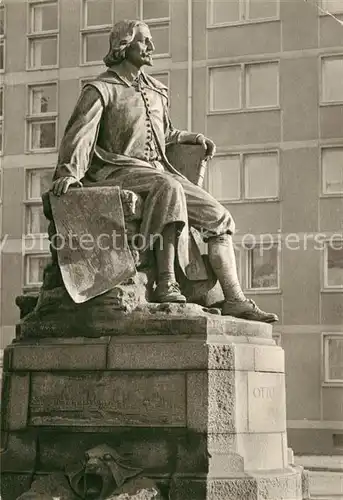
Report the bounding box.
[126,24,155,68]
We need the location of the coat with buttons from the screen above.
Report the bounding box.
[53,69,198,183]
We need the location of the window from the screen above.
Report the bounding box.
[322,147,343,195]
[27,83,58,151]
[246,63,279,109]
[83,31,109,64]
[209,155,241,201]
[209,0,279,26]
[84,0,112,27]
[244,152,279,199]
[26,205,50,235]
[28,1,58,69]
[247,243,279,290]
[0,167,2,238]
[26,168,54,200]
[25,254,51,286]
[24,169,53,288]
[141,0,170,57]
[148,23,170,56]
[324,240,343,289]
[142,0,170,20]
[0,3,5,71]
[25,168,54,235]
[81,0,171,63]
[209,62,279,112]
[210,66,242,111]
[0,86,3,154]
[209,152,279,201]
[321,0,343,13]
[323,335,343,384]
[321,56,343,104]
[81,0,112,64]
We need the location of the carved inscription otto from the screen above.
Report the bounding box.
[248,372,286,433]
[253,387,275,399]
[29,372,186,427]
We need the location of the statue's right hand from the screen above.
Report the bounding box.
[51,177,82,196]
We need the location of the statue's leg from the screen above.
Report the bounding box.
[154,222,186,303]
[207,234,278,323]
[94,167,189,303]
[177,177,278,323]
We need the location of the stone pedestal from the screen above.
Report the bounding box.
[1,309,306,499]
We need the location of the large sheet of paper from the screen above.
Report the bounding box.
[49,186,136,303]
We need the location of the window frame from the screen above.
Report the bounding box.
[0,85,3,155]
[209,64,243,113]
[0,3,6,73]
[207,0,280,29]
[23,252,51,289]
[27,0,59,71]
[320,54,343,106]
[0,39,4,73]
[80,0,172,65]
[0,167,2,205]
[209,149,280,203]
[139,0,171,24]
[145,20,171,59]
[320,0,343,14]
[139,0,171,58]
[82,0,114,30]
[26,81,59,153]
[208,61,280,114]
[245,241,281,292]
[24,166,55,237]
[25,202,50,237]
[320,145,343,197]
[80,0,113,66]
[322,238,343,291]
[322,333,343,387]
[80,26,112,66]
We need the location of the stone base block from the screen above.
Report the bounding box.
[170,468,303,500]
[17,301,273,339]
[1,318,307,500]
[0,474,32,500]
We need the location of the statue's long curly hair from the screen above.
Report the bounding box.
[103,20,149,67]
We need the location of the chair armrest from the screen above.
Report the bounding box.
[166,143,208,187]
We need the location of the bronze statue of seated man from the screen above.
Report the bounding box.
[48,19,277,324]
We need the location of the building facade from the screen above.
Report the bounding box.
[0,0,342,455]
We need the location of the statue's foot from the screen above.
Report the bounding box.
[222,299,278,323]
[155,281,186,303]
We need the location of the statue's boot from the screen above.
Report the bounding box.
[154,223,187,303]
[208,234,278,324]
[155,281,186,303]
[221,298,278,323]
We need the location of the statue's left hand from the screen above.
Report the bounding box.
[196,135,216,161]
[51,176,83,196]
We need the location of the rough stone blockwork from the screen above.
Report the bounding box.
[1,314,305,500]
